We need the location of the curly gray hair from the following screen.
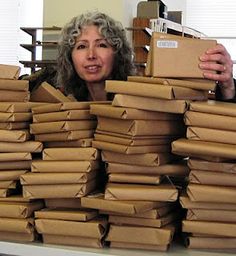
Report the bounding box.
[56,11,136,100]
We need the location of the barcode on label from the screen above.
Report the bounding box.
[156,40,178,48]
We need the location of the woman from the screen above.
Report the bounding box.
[56,11,136,101]
[56,11,235,102]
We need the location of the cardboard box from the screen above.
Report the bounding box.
[97,116,185,136]
[92,140,170,154]
[0,160,31,170]
[102,150,179,166]
[110,241,168,251]
[0,129,30,142]
[34,129,95,142]
[182,220,236,237]
[90,103,180,120]
[30,120,97,134]
[30,82,73,103]
[0,217,34,233]
[184,111,236,131]
[35,208,98,221]
[0,64,21,79]
[189,170,236,187]
[33,109,94,122]
[45,198,82,209]
[112,94,189,114]
[42,147,99,161]
[105,80,207,100]
[23,180,97,199]
[150,37,217,78]
[20,171,97,185]
[128,76,216,91]
[104,183,178,202]
[0,152,31,162]
[42,234,103,248]
[44,138,93,148]
[0,90,30,102]
[0,141,43,153]
[106,224,173,245]
[31,160,99,173]
[187,184,236,204]
[187,126,236,145]
[106,161,189,176]
[81,193,165,214]
[187,158,236,173]
[0,79,29,91]
[35,217,107,238]
[189,100,236,117]
[171,138,236,159]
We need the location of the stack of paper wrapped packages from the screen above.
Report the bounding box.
[26,101,109,248]
[0,64,45,242]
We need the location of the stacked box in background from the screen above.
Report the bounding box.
[172,100,236,250]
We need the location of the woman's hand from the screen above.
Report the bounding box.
[199,43,235,100]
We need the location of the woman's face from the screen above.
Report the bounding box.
[71,25,115,85]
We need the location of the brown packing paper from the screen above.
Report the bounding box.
[0,112,31,122]
[0,79,29,91]
[90,103,181,120]
[151,37,217,78]
[187,126,236,145]
[0,141,43,153]
[108,173,162,185]
[182,220,236,237]
[97,116,185,136]
[105,80,207,100]
[20,171,97,185]
[35,208,98,221]
[189,100,236,117]
[188,158,236,173]
[42,147,99,161]
[171,138,236,159]
[110,241,168,252]
[180,194,236,210]
[42,234,103,248]
[0,170,28,181]
[187,208,236,222]
[0,161,31,170]
[184,110,236,131]
[30,120,97,134]
[35,217,107,238]
[44,138,93,148]
[104,183,178,202]
[0,201,44,218]
[94,133,174,146]
[45,198,82,209]
[0,102,47,113]
[31,101,109,114]
[0,231,36,242]
[112,94,189,114]
[127,76,216,91]
[0,218,34,233]
[0,152,31,162]
[109,211,179,228]
[186,236,236,249]
[0,195,35,203]
[106,161,189,176]
[187,184,236,204]
[0,129,30,142]
[81,193,165,214]
[106,224,173,245]
[31,160,99,173]
[0,122,30,130]
[189,170,236,186]
[92,140,171,154]
[23,180,97,199]
[0,90,30,102]
[30,82,72,103]
[34,129,95,142]
[0,64,21,79]
[0,180,17,189]
[33,109,94,123]
[102,150,179,166]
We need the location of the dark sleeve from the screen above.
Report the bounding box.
[214,79,236,102]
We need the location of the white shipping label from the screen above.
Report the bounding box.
[156,40,178,48]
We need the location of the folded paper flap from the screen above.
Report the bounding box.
[188,171,201,184]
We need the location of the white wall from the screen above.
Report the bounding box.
[162,0,187,24]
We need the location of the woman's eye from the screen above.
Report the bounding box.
[76,44,86,50]
[98,43,108,48]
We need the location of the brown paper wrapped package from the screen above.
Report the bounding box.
[0,64,20,79]
[0,152,31,162]
[0,218,34,234]
[0,231,36,242]
[45,198,81,209]
[0,161,31,170]
[44,138,93,148]
[0,112,31,122]
[0,141,43,153]
[110,241,168,251]
[0,122,30,130]
[0,129,30,142]
[0,79,29,91]
[0,170,28,181]
[0,90,30,102]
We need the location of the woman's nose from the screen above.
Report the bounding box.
[87,46,96,59]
